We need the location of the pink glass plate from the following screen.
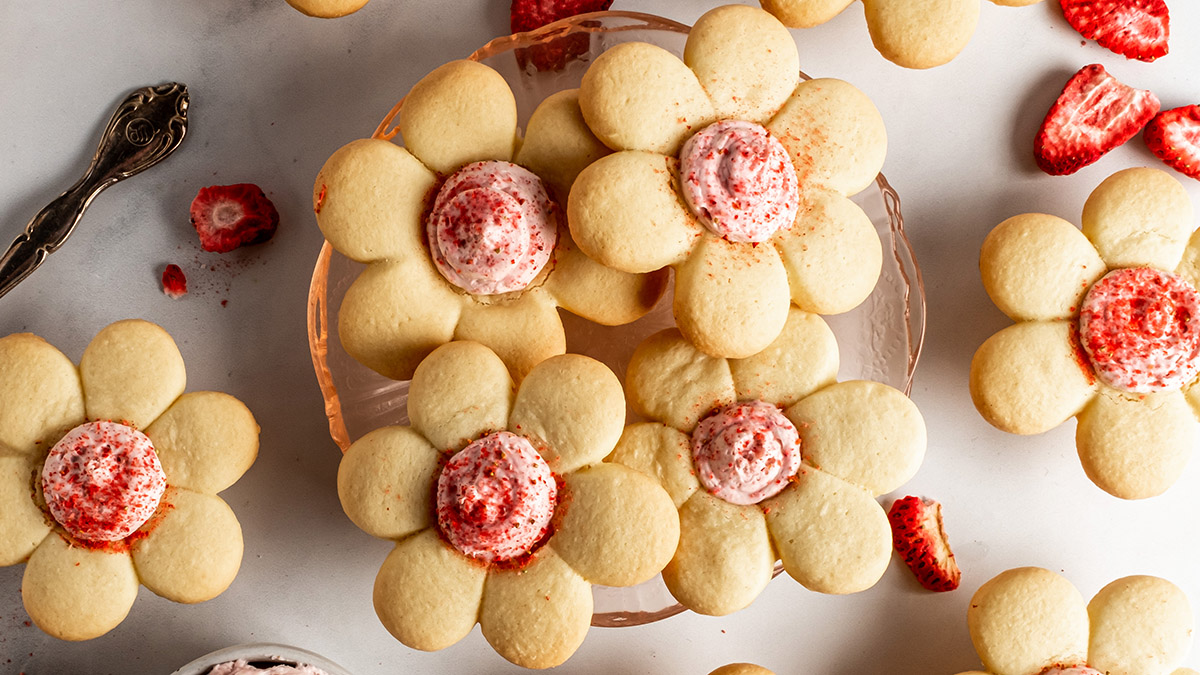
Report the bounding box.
[307,10,926,628]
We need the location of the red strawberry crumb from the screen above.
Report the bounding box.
[1035,64,1159,176]
[510,0,612,33]
[1144,105,1200,180]
[1060,0,1169,62]
[888,496,961,592]
[189,184,279,253]
[161,264,187,299]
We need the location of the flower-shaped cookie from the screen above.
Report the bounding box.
[711,666,775,675]
[286,0,367,17]
[314,59,667,382]
[610,307,925,615]
[0,320,258,640]
[971,168,1200,500]
[760,0,1043,69]
[956,567,1194,675]
[569,4,886,359]
[337,341,679,668]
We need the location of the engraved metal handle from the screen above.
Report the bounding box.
[0,82,189,299]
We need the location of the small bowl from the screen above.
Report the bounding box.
[306,10,926,627]
[170,643,352,675]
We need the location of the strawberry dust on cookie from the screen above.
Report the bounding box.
[190,183,280,253]
[41,421,167,544]
[679,120,799,243]
[1039,668,1103,675]
[1079,267,1200,393]
[888,496,960,592]
[691,401,801,505]
[1035,64,1159,176]
[426,161,558,296]
[435,431,557,563]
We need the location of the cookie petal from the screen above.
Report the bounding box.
[1076,390,1194,500]
[22,534,138,641]
[684,5,800,122]
[967,567,1089,675]
[759,0,856,28]
[131,488,242,603]
[145,392,258,495]
[338,426,441,540]
[1082,168,1194,271]
[1175,227,1200,291]
[1088,575,1193,675]
[453,290,565,382]
[709,665,776,675]
[514,89,611,201]
[551,463,679,586]
[509,355,624,474]
[567,151,704,274]
[579,42,717,155]
[0,455,50,566]
[775,188,882,315]
[662,491,774,616]
[767,79,887,197]
[399,60,518,175]
[80,320,185,430]
[627,328,736,433]
[0,333,84,456]
[374,529,485,652]
[480,547,592,669]
[785,381,925,496]
[764,467,890,594]
[313,138,434,263]
[729,307,838,408]
[408,341,514,453]
[981,213,1107,322]
[543,229,669,326]
[676,236,791,359]
[608,422,701,508]
[969,321,1097,435]
[338,259,463,382]
[862,0,979,69]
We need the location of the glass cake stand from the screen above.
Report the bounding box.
[307,10,926,628]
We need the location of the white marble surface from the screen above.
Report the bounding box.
[2,1,1200,674]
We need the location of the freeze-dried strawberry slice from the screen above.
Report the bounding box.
[189,184,279,253]
[1060,0,1169,62]
[1035,64,1159,176]
[510,0,612,33]
[1144,105,1200,180]
[161,264,187,299]
[888,496,961,592]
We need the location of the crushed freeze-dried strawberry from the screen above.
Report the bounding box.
[189,183,279,253]
[161,264,187,298]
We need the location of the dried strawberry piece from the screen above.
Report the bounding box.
[189,183,279,253]
[1144,105,1200,180]
[161,264,187,298]
[510,0,612,33]
[888,496,961,592]
[1060,0,1169,62]
[1035,64,1159,176]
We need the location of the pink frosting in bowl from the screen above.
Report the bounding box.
[691,401,802,506]
[426,160,558,296]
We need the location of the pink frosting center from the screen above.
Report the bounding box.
[435,431,557,562]
[679,119,799,243]
[691,401,802,506]
[1079,267,1200,393]
[41,421,167,542]
[426,161,557,296]
[1039,667,1102,675]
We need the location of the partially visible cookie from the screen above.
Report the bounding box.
[286,0,370,18]
[710,665,775,675]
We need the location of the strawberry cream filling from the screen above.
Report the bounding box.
[1079,267,1200,393]
[691,401,802,506]
[435,431,557,562]
[426,161,557,296]
[1039,667,1102,675]
[41,421,167,542]
[679,119,799,243]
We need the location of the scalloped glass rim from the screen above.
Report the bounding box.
[307,10,926,628]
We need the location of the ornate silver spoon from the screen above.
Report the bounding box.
[0,82,189,299]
